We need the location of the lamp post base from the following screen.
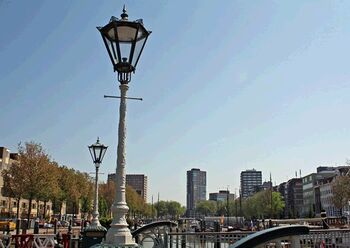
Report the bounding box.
[103,227,136,247]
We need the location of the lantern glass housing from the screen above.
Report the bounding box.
[97,9,151,80]
[88,138,108,167]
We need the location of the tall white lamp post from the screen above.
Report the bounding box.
[88,137,108,230]
[97,6,151,246]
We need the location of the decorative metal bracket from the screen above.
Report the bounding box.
[104,95,143,101]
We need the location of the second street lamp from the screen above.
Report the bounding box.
[88,137,108,230]
[97,6,151,246]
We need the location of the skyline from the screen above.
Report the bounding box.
[1,1,350,205]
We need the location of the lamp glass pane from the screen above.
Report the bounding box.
[136,27,149,41]
[131,36,147,66]
[89,147,95,162]
[119,42,132,62]
[117,26,137,42]
[94,146,102,162]
[106,28,116,41]
[100,147,107,162]
[104,36,119,64]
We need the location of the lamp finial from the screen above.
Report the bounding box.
[121,5,128,20]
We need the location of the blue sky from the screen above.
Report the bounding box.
[1,0,350,205]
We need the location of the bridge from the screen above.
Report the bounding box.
[1,222,350,247]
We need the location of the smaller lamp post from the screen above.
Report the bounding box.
[88,137,108,229]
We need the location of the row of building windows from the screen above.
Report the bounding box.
[0,201,50,210]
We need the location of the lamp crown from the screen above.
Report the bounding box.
[121,5,128,20]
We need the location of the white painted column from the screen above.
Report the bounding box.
[104,84,136,246]
[91,164,101,227]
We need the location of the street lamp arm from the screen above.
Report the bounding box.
[104,95,143,101]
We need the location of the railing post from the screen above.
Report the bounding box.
[68,224,72,248]
[16,219,21,235]
[34,219,39,234]
[291,235,300,248]
[176,228,179,248]
[164,232,168,248]
[169,227,173,248]
[181,230,186,248]
[134,234,139,244]
[214,221,221,248]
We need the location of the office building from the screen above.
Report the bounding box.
[301,166,349,217]
[108,173,148,202]
[240,169,262,198]
[209,190,235,202]
[186,168,206,217]
[284,178,303,218]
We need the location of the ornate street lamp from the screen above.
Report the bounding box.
[97,6,151,246]
[97,6,151,84]
[88,138,108,230]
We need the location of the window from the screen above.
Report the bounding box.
[22,203,26,209]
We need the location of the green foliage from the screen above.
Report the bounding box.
[195,200,217,216]
[154,200,185,219]
[80,196,92,215]
[99,197,109,218]
[242,190,285,219]
[100,217,112,229]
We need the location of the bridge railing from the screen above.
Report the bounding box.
[166,229,350,248]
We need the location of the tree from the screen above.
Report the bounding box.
[98,197,109,219]
[126,186,144,218]
[332,175,350,216]
[17,142,50,224]
[99,180,116,217]
[80,196,92,220]
[271,192,285,218]
[167,201,185,219]
[36,161,60,219]
[195,200,217,216]
[242,190,284,219]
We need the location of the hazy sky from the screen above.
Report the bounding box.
[1,0,350,205]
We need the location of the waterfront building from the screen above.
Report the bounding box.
[316,177,340,217]
[275,182,286,217]
[302,166,349,217]
[284,178,303,218]
[240,169,262,198]
[186,168,206,217]
[262,181,272,190]
[209,190,235,202]
[277,182,286,199]
[0,147,55,218]
[108,173,148,202]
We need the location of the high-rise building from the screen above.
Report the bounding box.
[186,168,206,217]
[240,169,262,198]
[108,173,148,202]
